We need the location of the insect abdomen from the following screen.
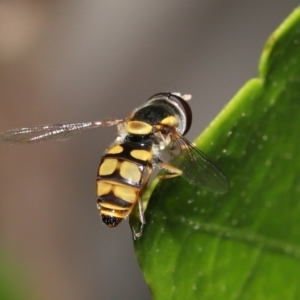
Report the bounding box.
[97,180,139,227]
[96,141,152,227]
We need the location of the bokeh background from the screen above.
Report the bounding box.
[0,1,298,299]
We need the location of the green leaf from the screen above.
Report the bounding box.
[134,6,300,300]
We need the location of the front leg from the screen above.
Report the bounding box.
[156,158,183,180]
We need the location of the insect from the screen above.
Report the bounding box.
[0,92,228,238]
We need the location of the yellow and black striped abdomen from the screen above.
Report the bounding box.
[96,140,153,228]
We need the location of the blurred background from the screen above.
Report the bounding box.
[0,1,298,299]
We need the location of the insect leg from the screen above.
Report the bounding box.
[130,164,152,239]
[156,159,183,180]
[130,161,181,238]
[130,196,146,240]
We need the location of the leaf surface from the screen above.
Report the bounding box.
[134,7,300,300]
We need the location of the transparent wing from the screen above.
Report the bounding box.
[168,133,229,194]
[0,119,124,144]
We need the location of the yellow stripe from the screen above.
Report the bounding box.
[96,181,112,196]
[100,208,130,218]
[99,158,118,175]
[100,202,131,211]
[126,121,152,135]
[160,116,178,126]
[100,180,139,188]
[113,185,138,203]
[130,149,152,161]
[120,161,141,183]
[107,145,123,154]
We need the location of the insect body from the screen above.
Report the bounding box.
[97,135,153,232]
[0,92,229,238]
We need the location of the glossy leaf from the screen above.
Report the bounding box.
[134,7,300,299]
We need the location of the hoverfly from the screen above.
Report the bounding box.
[0,92,229,238]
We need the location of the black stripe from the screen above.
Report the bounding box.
[105,141,152,165]
[97,173,142,188]
[97,192,133,208]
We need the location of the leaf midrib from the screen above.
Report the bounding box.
[175,219,300,260]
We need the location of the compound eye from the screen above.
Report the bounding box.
[167,93,192,135]
[148,92,192,135]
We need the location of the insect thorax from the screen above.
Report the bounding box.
[129,101,183,133]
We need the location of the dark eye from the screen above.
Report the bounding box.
[167,93,192,135]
